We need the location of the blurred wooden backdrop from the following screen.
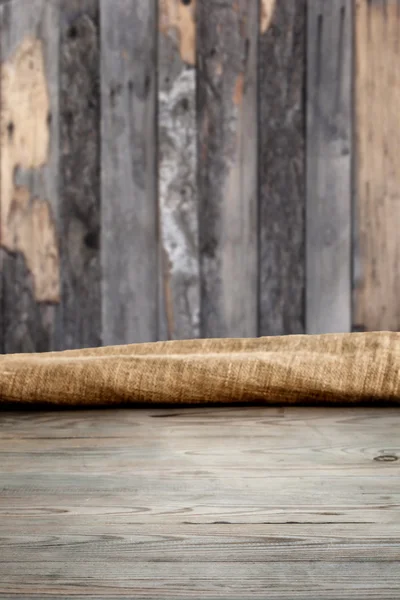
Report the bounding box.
[0,0,398,352]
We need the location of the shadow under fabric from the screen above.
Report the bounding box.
[0,332,399,407]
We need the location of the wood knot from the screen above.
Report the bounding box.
[68,25,78,39]
[180,98,189,111]
[374,454,398,462]
[7,121,14,138]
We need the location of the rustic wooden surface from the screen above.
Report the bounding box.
[0,0,399,347]
[258,0,306,336]
[0,0,60,352]
[306,0,352,334]
[197,0,258,338]
[59,0,101,349]
[100,0,158,345]
[0,406,399,599]
[158,0,200,340]
[354,0,400,332]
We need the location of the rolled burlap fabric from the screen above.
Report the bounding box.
[0,331,399,407]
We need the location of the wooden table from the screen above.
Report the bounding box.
[0,406,399,599]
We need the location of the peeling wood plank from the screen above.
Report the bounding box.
[100,0,158,345]
[258,0,306,336]
[158,0,200,340]
[59,0,101,349]
[306,0,352,334]
[1,35,59,302]
[0,0,60,353]
[354,0,400,331]
[260,0,276,34]
[197,0,258,338]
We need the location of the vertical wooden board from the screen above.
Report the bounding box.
[354,0,400,332]
[197,0,258,338]
[158,0,200,340]
[100,0,158,345]
[258,0,306,336]
[0,0,60,353]
[306,0,352,334]
[59,0,101,349]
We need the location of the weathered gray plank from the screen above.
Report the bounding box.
[59,0,101,350]
[100,0,158,345]
[258,0,306,336]
[158,0,200,340]
[0,406,399,599]
[306,0,352,334]
[197,0,258,338]
[354,0,400,332]
[1,563,398,600]
[0,0,60,353]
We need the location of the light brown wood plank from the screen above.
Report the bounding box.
[0,0,60,352]
[259,0,306,336]
[100,0,158,345]
[306,0,352,334]
[354,0,400,331]
[158,0,200,340]
[59,0,101,349]
[197,0,258,338]
[0,406,399,599]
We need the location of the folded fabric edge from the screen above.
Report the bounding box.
[0,332,399,407]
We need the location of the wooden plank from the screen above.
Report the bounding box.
[354,0,400,331]
[306,0,352,334]
[59,0,101,349]
[100,0,158,345]
[197,0,258,338]
[0,563,398,600]
[258,0,306,336]
[0,406,399,599]
[0,0,60,352]
[158,0,200,340]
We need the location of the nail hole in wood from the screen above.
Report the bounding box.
[144,74,151,95]
[84,230,99,250]
[7,121,14,137]
[69,25,78,39]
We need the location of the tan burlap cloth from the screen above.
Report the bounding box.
[0,332,399,407]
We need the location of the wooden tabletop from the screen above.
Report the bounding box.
[0,406,399,599]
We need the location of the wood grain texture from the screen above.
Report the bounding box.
[306,0,352,334]
[158,0,200,340]
[59,0,101,349]
[197,0,258,338]
[259,0,306,336]
[354,0,400,331]
[0,0,60,353]
[100,0,158,345]
[0,406,399,599]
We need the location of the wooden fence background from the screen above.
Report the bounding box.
[0,0,398,353]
